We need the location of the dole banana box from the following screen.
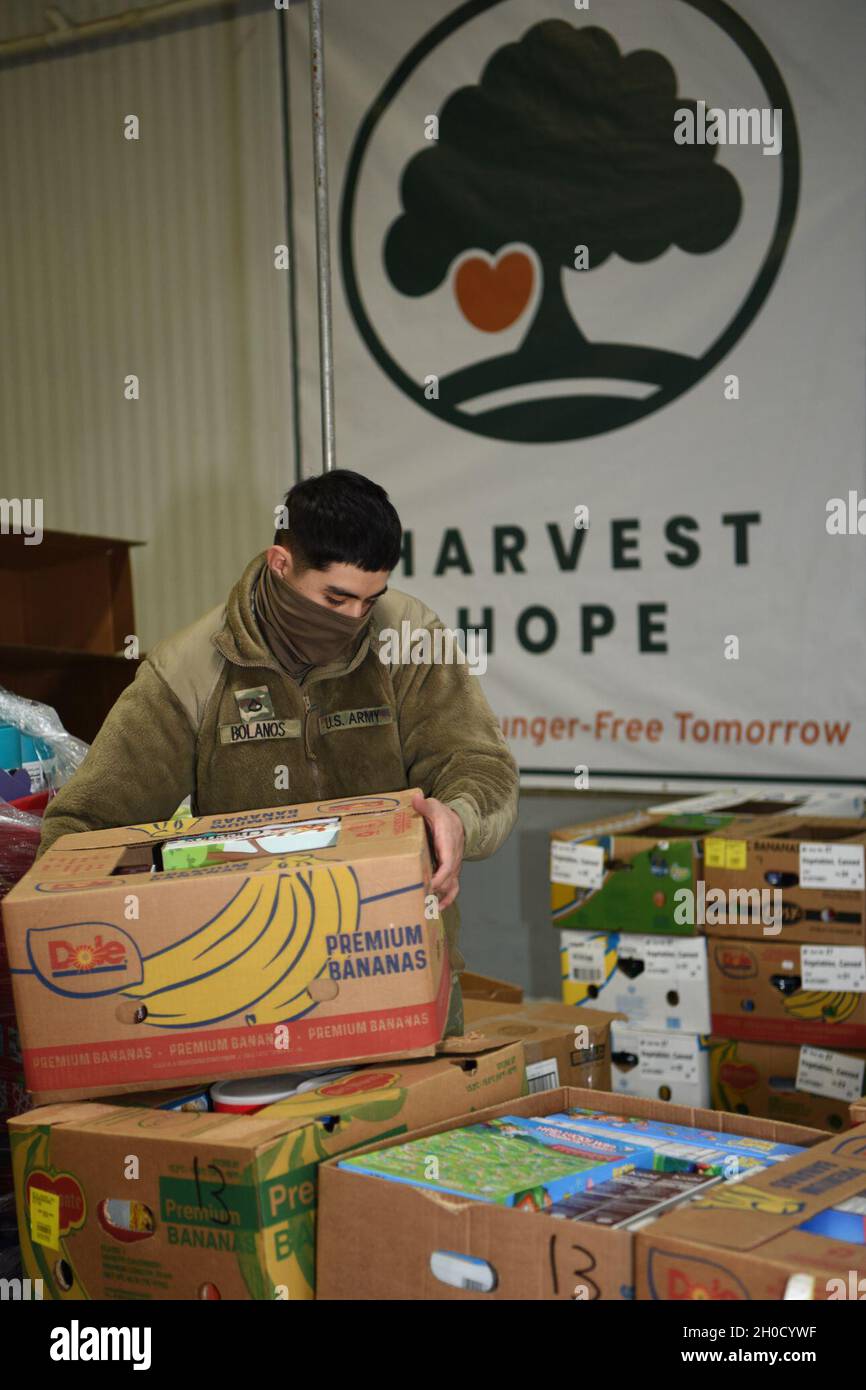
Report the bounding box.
[2,789,453,1101]
[702,814,866,945]
[8,1042,526,1300]
[636,1122,866,1301]
[711,1037,866,1133]
[559,930,710,1032]
[709,937,866,1048]
[315,1086,823,1301]
[550,811,756,938]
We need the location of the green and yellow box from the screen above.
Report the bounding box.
[550,811,751,938]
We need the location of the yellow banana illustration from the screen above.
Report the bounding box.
[244,864,361,1023]
[130,877,278,993]
[690,1183,804,1216]
[783,990,859,1023]
[124,865,360,1028]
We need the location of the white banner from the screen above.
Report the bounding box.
[289,0,866,789]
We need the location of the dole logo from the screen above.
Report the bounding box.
[719,1061,759,1091]
[27,921,143,998]
[25,1171,86,1236]
[647,1251,748,1301]
[49,934,125,975]
[714,945,757,979]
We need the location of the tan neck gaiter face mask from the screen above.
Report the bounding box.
[255,563,372,676]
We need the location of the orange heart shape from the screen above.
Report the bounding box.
[454,250,534,332]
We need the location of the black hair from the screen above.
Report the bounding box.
[274,469,402,574]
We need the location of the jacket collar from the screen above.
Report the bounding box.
[213,552,375,687]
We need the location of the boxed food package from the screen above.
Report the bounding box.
[610,1022,711,1107]
[702,815,866,945]
[315,1087,823,1300]
[550,811,755,937]
[708,937,866,1048]
[3,789,452,1102]
[462,996,617,1093]
[711,1038,866,1132]
[636,1122,866,1300]
[8,1039,526,1300]
[339,1117,642,1207]
[513,1110,801,1176]
[559,930,710,1032]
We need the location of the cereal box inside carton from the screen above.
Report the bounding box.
[315,1087,824,1301]
[3,790,451,1101]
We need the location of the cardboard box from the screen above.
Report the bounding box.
[9,1040,527,1300]
[315,1087,823,1300]
[559,930,711,1032]
[551,811,752,937]
[702,815,866,945]
[636,1123,866,1300]
[458,971,523,1004]
[3,789,451,1102]
[462,997,617,1093]
[711,1037,866,1132]
[708,936,866,1048]
[610,1023,711,1107]
[650,787,865,819]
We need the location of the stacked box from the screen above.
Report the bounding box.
[3,788,453,1102]
[8,1042,528,1299]
[649,786,865,820]
[551,811,736,1104]
[711,1037,866,1132]
[463,996,617,1093]
[704,814,866,1128]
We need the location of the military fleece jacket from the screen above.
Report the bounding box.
[38,553,520,1034]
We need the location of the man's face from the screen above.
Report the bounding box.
[267,546,390,620]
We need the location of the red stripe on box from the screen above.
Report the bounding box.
[24,963,451,1091]
[711,1013,866,1049]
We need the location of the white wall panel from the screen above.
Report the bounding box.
[0,1,296,648]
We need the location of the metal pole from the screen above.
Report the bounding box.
[309,0,336,472]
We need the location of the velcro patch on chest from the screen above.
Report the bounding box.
[318,706,394,735]
[219,718,302,745]
[233,685,275,722]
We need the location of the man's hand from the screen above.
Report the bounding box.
[411,791,465,911]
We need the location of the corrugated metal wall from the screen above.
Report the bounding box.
[0,0,296,647]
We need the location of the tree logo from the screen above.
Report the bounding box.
[341,1,799,443]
